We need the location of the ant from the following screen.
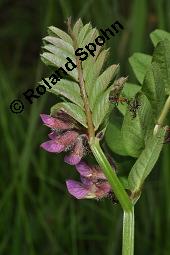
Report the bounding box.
[127,97,141,119]
[109,92,141,119]
[109,95,128,106]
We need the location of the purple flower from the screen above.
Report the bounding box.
[66,161,114,200]
[40,113,88,165]
[66,178,111,200]
[75,161,107,180]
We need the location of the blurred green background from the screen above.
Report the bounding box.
[0,0,170,254]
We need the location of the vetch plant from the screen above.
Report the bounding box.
[40,19,170,255]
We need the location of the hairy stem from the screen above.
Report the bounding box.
[67,18,95,139]
[122,208,135,255]
[90,137,132,212]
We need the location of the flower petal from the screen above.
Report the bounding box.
[75,161,92,177]
[58,131,79,151]
[40,140,64,153]
[66,180,89,199]
[80,176,92,186]
[64,154,81,165]
[95,182,111,198]
[48,131,58,140]
[64,137,84,165]
[40,114,73,130]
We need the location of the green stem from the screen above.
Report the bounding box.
[157,95,170,126]
[90,137,132,212]
[122,208,135,255]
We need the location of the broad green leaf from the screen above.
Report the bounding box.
[121,104,145,158]
[41,52,78,81]
[137,93,155,142]
[150,29,170,46]
[89,64,119,109]
[105,115,129,156]
[128,127,166,193]
[41,78,83,108]
[152,39,170,95]
[51,102,87,128]
[129,53,152,84]
[73,18,83,37]
[142,62,166,119]
[121,92,154,157]
[48,26,73,45]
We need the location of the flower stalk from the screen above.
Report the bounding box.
[90,137,132,212]
[122,208,135,255]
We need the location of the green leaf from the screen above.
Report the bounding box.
[81,28,99,48]
[121,104,145,158]
[51,102,87,128]
[83,49,110,96]
[89,64,119,109]
[117,82,141,115]
[73,18,83,37]
[152,39,170,95]
[48,26,73,45]
[150,29,170,46]
[41,52,78,81]
[92,84,114,130]
[137,93,155,142]
[77,22,92,46]
[43,36,74,55]
[142,62,166,119]
[105,114,129,156]
[121,92,154,158]
[128,127,166,193]
[41,78,83,108]
[129,53,152,84]
[43,44,75,61]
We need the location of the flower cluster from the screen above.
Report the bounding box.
[40,112,88,165]
[66,161,114,200]
[40,113,115,201]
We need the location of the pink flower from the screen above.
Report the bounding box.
[40,113,88,165]
[66,161,115,200]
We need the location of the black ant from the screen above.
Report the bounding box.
[127,97,141,119]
